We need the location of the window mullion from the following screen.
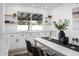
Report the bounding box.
[30,13,32,31]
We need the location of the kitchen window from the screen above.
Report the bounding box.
[17,12,43,31]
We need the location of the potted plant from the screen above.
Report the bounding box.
[53,19,69,44]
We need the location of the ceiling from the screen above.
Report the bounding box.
[19,3,63,10]
[5,3,63,11]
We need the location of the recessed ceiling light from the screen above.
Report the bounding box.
[45,6,48,8]
[32,4,35,7]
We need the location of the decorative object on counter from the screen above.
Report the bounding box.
[53,19,69,45]
[44,15,52,40]
[47,15,52,40]
[5,20,10,23]
[5,20,15,24]
[60,36,69,45]
[71,38,79,48]
[5,13,17,24]
[71,38,77,49]
[76,38,79,42]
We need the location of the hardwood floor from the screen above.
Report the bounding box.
[8,48,28,56]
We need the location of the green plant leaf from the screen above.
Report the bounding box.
[53,19,69,30]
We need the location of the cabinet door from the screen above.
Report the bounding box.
[17,34,26,48]
[7,33,26,49]
[8,34,17,49]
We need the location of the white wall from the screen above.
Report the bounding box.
[5,3,47,32]
[5,24,17,32]
[51,4,74,30]
[0,3,8,56]
[51,3,79,45]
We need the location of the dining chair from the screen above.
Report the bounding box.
[25,40,49,56]
[25,40,33,56]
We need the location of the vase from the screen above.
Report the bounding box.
[58,31,69,45]
[58,30,65,43]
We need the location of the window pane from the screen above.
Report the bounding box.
[17,12,43,31]
[17,25,28,31]
[32,14,43,30]
[17,12,31,31]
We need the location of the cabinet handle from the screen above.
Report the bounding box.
[10,35,14,37]
[21,34,24,36]
[16,39,19,42]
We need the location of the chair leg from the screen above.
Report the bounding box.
[27,51,30,56]
[27,52,33,56]
[27,53,28,56]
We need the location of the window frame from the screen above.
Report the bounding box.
[17,12,43,31]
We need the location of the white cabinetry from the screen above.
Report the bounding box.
[5,33,26,49]
[5,31,49,50]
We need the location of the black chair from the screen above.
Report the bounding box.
[25,40,41,56]
[25,40,48,56]
[32,47,41,56]
[39,48,45,56]
[32,47,48,56]
[38,48,51,56]
[25,40,33,56]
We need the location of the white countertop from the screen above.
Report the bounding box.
[35,38,79,56]
[5,30,48,34]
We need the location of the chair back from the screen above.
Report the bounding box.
[25,40,33,53]
[32,47,40,56]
